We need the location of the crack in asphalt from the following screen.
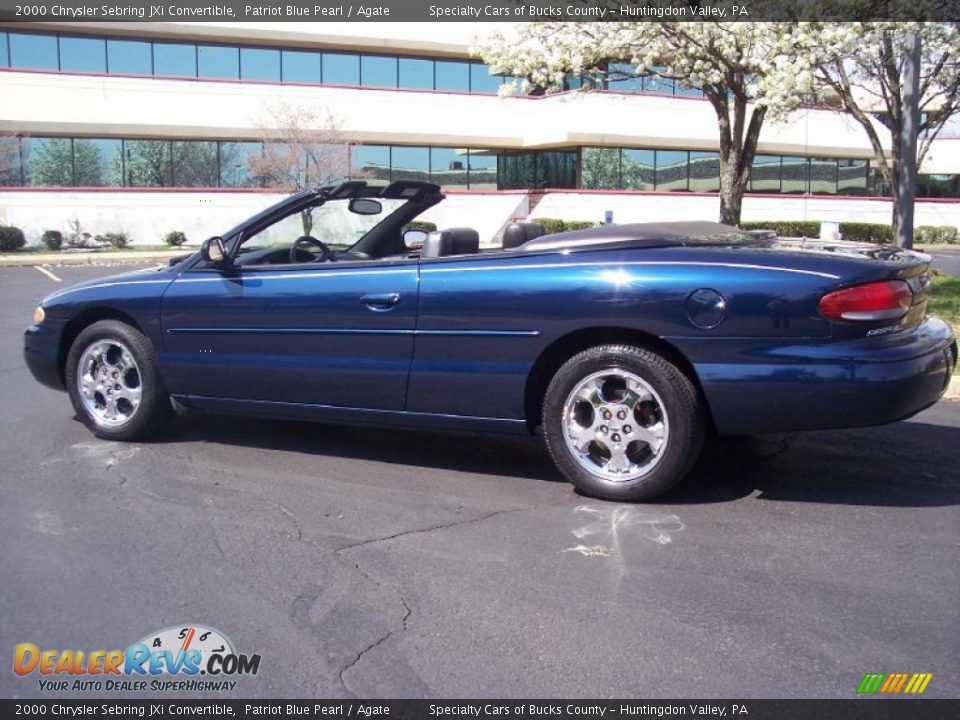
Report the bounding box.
[329,499,570,696]
[334,505,533,554]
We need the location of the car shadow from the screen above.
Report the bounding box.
[159,411,561,483]
[155,411,960,509]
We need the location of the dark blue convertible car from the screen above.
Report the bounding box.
[24,181,957,500]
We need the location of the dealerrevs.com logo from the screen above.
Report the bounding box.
[13,625,261,692]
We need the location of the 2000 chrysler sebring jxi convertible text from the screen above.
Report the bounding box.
[24,181,957,501]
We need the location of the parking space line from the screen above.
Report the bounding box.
[35,266,62,283]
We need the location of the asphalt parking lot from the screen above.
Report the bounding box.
[1,263,957,700]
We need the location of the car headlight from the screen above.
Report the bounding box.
[32,306,45,324]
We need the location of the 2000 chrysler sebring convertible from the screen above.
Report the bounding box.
[24,181,958,500]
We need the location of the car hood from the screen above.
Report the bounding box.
[42,264,177,306]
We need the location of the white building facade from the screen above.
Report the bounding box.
[1,21,959,245]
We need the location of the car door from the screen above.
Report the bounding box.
[159,208,418,411]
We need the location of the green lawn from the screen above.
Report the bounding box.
[929,275,959,373]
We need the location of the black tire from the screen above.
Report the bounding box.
[542,344,704,501]
[65,319,173,441]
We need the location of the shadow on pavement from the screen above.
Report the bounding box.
[154,410,960,509]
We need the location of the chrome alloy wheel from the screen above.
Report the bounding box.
[76,339,142,428]
[562,369,669,482]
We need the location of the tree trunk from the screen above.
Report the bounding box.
[708,88,766,228]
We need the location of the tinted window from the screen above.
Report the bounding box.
[172,140,219,186]
[622,149,655,190]
[219,141,263,187]
[79,138,123,186]
[499,152,536,189]
[435,61,469,92]
[581,148,621,189]
[467,150,497,189]
[0,135,20,186]
[399,58,433,90]
[241,47,280,82]
[323,52,359,85]
[153,43,196,78]
[781,156,809,193]
[24,138,74,185]
[688,151,720,192]
[59,36,105,73]
[644,73,675,95]
[361,55,397,88]
[838,159,868,195]
[656,150,688,190]
[809,157,838,194]
[470,62,501,93]
[281,50,321,84]
[124,139,171,187]
[351,145,390,182]
[9,33,58,71]
[0,32,8,68]
[537,151,576,189]
[198,45,238,79]
[107,39,151,75]
[750,155,781,192]
[392,146,430,183]
[607,63,643,93]
[430,148,468,190]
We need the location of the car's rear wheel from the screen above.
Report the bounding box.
[542,345,704,501]
[65,320,172,441]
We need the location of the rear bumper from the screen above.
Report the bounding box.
[697,317,957,436]
[24,320,66,391]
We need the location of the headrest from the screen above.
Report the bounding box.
[501,222,546,250]
[421,227,480,258]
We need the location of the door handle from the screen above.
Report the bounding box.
[360,293,401,311]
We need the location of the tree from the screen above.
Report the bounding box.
[474,22,811,225]
[791,22,960,242]
[248,102,351,234]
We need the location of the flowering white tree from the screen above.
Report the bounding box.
[788,22,960,234]
[248,101,351,234]
[474,22,813,225]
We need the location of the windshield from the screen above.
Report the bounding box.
[238,197,409,256]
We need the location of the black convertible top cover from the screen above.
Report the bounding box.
[520,221,759,252]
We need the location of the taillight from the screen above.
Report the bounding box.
[819,280,912,322]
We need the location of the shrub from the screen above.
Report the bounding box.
[563,220,602,231]
[41,230,63,251]
[739,221,821,238]
[66,218,94,248]
[96,232,131,249]
[403,221,438,233]
[0,225,26,252]
[914,225,959,245]
[838,222,894,244]
[530,217,566,234]
[163,230,188,247]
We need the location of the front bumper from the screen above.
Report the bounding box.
[24,320,67,391]
[697,317,957,436]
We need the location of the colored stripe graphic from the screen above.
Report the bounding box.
[857,672,933,694]
[857,673,885,693]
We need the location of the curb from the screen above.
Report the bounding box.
[946,374,960,402]
[0,250,191,267]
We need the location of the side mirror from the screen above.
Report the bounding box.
[200,236,228,266]
[349,198,383,216]
[403,229,427,250]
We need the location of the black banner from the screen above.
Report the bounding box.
[0,0,957,23]
[1,700,958,719]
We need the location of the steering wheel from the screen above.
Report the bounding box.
[290,235,335,263]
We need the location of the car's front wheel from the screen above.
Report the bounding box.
[65,320,172,441]
[542,345,705,501]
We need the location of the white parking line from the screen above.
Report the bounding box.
[34,265,62,283]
